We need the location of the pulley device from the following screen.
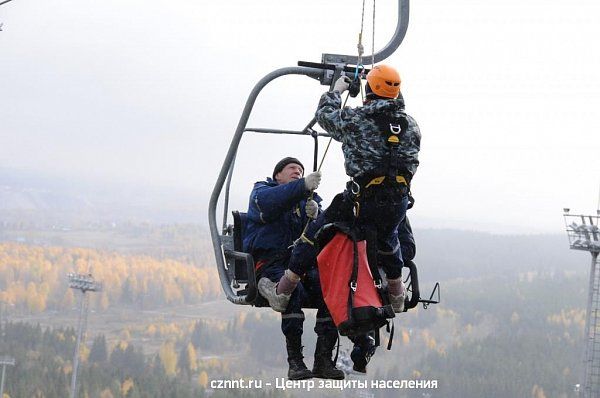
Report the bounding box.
[208,0,438,311]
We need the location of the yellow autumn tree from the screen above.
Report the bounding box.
[146,324,158,337]
[511,312,520,324]
[401,330,410,345]
[198,371,209,388]
[532,385,547,398]
[26,282,46,313]
[80,345,90,363]
[99,389,114,398]
[187,343,198,373]
[159,341,177,376]
[121,378,134,397]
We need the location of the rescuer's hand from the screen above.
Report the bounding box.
[333,76,351,94]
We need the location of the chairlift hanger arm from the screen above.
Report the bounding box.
[297,61,371,87]
[244,127,330,138]
[321,0,409,65]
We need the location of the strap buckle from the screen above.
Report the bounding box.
[389,123,403,135]
[353,201,360,218]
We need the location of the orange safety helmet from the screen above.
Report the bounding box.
[366,65,401,99]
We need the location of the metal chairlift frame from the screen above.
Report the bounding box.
[209,0,439,309]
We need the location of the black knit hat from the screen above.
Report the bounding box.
[272,157,304,180]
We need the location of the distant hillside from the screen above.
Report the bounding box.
[414,229,579,282]
[0,242,221,313]
[0,220,580,285]
[0,168,206,225]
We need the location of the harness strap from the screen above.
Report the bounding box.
[364,227,383,287]
[364,175,408,188]
[386,320,395,350]
[297,233,315,246]
[370,112,410,178]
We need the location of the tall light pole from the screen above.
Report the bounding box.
[68,273,102,398]
[564,209,600,397]
[0,356,15,398]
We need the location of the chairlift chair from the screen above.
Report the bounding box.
[208,0,439,310]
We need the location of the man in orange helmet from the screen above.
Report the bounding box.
[269,65,421,372]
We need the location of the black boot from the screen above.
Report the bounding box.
[286,335,313,380]
[312,332,345,380]
[350,334,377,373]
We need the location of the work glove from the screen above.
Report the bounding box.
[304,171,322,191]
[333,76,351,94]
[305,199,319,220]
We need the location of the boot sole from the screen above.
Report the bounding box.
[312,374,345,380]
[288,372,313,380]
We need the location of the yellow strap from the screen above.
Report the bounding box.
[396,176,407,185]
[299,233,315,247]
[365,176,386,188]
[364,175,407,188]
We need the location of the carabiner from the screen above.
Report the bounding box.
[350,178,360,195]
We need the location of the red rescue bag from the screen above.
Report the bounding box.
[317,231,395,336]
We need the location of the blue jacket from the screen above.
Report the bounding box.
[243,177,322,260]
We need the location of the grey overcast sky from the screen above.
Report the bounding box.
[1,0,599,233]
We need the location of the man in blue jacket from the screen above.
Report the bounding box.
[244,157,344,381]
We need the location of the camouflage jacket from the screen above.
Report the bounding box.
[315,91,421,179]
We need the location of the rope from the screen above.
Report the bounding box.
[313,0,372,183]
[357,0,366,67]
[372,0,376,68]
[297,0,375,244]
[358,0,377,69]
[356,0,376,94]
[298,89,352,241]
